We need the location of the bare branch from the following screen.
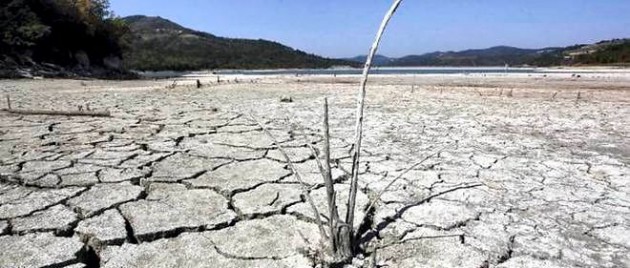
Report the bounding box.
[364,148,446,214]
[322,98,341,251]
[249,113,328,240]
[347,0,404,232]
[1,108,111,117]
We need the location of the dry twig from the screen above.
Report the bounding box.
[347,0,404,246]
[364,147,447,214]
[322,98,342,252]
[249,114,328,240]
[1,108,110,117]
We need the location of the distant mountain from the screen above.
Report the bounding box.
[347,40,630,67]
[347,46,562,67]
[344,55,394,66]
[122,15,355,71]
[393,46,559,66]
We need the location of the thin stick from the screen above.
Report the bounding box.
[364,148,445,214]
[5,95,10,110]
[302,134,338,253]
[347,0,404,231]
[249,114,328,240]
[323,98,341,251]
[1,108,110,117]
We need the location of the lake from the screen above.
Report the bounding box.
[214,67,534,76]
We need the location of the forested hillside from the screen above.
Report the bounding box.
[0,0,131,78]
[571,40,630,65]
[121,15,353,71]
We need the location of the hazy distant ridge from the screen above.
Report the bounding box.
[346,40,630,67]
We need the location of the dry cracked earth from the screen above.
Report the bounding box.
[0,73,629,268]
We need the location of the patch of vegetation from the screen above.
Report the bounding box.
[0,0,128,69]
[574,41,630,65]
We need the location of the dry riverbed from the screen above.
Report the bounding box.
[0,72,629,267]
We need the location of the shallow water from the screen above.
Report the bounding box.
[216,67,535,76]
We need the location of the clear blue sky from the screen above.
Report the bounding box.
[110,0,630,58]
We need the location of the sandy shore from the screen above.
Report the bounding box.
[0,72,629,267]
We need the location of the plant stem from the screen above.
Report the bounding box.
[249,114,328,240]
[346,0,404,238]
[322,98,341,251]
[364,148,446,214]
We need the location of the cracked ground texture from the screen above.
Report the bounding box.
[1,72,629,268]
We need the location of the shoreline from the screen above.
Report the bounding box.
[4,65,630,81]
[151,66,630,79]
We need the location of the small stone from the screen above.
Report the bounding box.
[279,96,293,103]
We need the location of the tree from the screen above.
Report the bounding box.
[0,0,50,49]
[1,0,131,73]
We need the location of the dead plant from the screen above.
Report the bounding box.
[251,0,414,264]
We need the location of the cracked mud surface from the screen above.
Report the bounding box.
[1,73,629,267]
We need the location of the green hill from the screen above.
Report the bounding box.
[567,39,630,66]
[122,15,353,71]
